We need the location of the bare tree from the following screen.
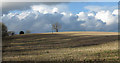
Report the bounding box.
[52,22,61,32]
[26,30,31,34]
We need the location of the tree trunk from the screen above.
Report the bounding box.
[56,29,58,32]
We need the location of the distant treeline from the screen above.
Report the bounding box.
[0,22,31,37]
[1,22,61,37]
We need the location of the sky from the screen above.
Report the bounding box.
[1,2,119,33]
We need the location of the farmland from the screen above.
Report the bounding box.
[2,32,119,62]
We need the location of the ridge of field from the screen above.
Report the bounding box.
[2,32,118,62]
[34,31,118,35]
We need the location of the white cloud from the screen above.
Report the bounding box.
[95,10,118,25]
[112,9,120,15]
[84,5,117,12]
[2,2,64,14]
[88,13,95,16]
[76,12,88,21]
[31,4,68,14]
[52,7,59,13]
[2,4,118,33]
[85,6,103,12]
[17,12,31,20]
[31,5,51,14]
[6,13,17,19]
[61,12,66,15]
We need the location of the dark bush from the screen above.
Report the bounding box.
[8,31,15,36]
[19,31,24,34]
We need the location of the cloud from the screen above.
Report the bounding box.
[95,10,118,25]
[88,13,95,16]
[2,0,119,2]
[31,4,68,14]
[76,12,88,21]
[2,2,66,14]
[84,5,117,12]
[1,4,118,33]
[85,6,103,12]
[112,9,120,15]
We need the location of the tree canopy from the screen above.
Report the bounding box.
[0,22,8,37]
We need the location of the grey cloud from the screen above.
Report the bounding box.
[1,3,118,33]
[2,10,118,33]
[2,2,67,14]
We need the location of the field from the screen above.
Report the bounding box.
[2,31,119,62]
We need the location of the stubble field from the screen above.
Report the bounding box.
[2,31,119,62]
